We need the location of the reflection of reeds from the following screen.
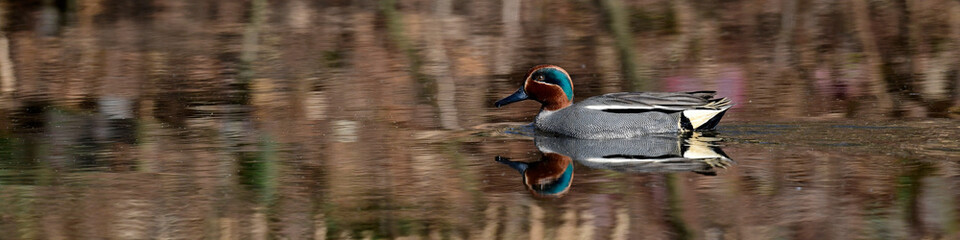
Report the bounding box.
[237,137,278,204]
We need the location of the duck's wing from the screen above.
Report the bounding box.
[580,91,732,112]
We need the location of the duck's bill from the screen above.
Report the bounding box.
[495,88,529,107]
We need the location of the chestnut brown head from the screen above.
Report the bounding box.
[495,65,574,111]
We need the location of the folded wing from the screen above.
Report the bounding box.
[580,91,733,131]
[582,91,732,112]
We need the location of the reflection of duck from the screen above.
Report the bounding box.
[495,133,732,197]
[495,65,732,139]
[495,153,574,198]
[535,133,732,175]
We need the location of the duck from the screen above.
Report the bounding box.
[495,65,733,139]
[534,133,732,175]
[495,154,573,198]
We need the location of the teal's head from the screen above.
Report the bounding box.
[495,152,574,198]
[495,65,574,111]
[522,152,574,197]
[526,162,574,197]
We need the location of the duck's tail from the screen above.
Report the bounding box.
[680,97,733,131]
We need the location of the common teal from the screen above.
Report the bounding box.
[496,65,733,139]
[495,133,731,197]
[495,154,573,198]
[534,133,732,175]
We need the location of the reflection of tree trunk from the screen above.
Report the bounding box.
[600,0,646,91]
[577,209,595,240]
[696,23,719,92]
[596,36,622,93]
[951,2,960,107]
[773,0,804,117]
[848,0,895,114]
[529,203,545,240]
[674,0,718,90]
[312,212,326,240]
[457,1,494,127]
[493,0,520,76]
[556,209,577,240]
[664,174,691,240]
[251,208,269,240]
[897,161,932,238]
[908,2,956,116]
[774,0,797,71]
[672,0,693,50]
[0,32,14,94]
[424,0,460,130]
[479,203,500,239]
[381,0,459,130]
[0,1,13,95]
[240,0,266,83]
[502,200,524,239]
[102,20,141,101]
[740,3,775,117]
[906,0,930,100]
[611,208,629,240]
[809,0,845,116]
[882,0,921,117]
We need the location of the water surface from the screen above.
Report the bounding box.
[1,1,959,239]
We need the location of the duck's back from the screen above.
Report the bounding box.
[534,91,731,139]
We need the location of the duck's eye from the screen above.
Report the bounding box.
[534,74,545,82]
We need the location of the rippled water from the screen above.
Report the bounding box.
[1,0,960,239]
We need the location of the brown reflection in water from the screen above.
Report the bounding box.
[0,0,958,239]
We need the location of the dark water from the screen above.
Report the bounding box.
[1,0,960,239]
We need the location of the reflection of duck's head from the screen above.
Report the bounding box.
[496,153,574,198]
